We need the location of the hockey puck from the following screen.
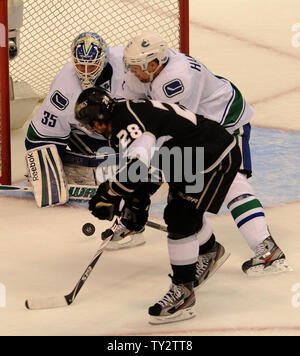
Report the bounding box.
[82,223,96,237]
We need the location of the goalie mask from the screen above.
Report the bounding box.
[123,31,169,82]
[71,32,109,89]
[75,87,116,132]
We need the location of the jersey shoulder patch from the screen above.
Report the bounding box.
[162,79,184,98]
[50,90,69,111]
[99,80,111,93]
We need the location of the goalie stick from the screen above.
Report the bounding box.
[25,224,118,310]
[0,183,97,200]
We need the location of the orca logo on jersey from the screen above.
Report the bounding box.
[50,90,69,111]
[163,79,184,98]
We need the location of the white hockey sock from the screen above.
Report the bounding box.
[227,195,270,251]
[196,216,214,247]
[168,234,199,266]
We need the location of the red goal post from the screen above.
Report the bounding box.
[0,0,11,185]
[0,0,189,185]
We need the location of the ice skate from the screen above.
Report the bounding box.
[242,236,292,276]
[101,218,145,250]
[148,275,196,325]
[194,241,230,289]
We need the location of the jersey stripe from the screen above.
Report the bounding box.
[26,123,69,146]
[215,76,246,129]
[222,84,245,128]
[126,101,146,131]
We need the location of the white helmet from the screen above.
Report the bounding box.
[71,32,109,90]
[123,31,169,81]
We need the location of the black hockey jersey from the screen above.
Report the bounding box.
[109,99,236,173]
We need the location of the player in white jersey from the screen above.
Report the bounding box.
[103,31,291,278]
[25,32,124,196]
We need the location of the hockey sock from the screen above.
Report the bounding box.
[168,234,199,283]
[227,194,270,251]
[171,263,197,284]
[195,216,214,251]
[199,234,216,255]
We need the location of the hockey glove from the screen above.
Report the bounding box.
[89,182,121,221]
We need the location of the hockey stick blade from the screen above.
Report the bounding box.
[25,226,116,310]
[25,296,69,310]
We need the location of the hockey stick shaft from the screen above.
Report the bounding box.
[146,220,167,232]
[64,233,114,305]
[25,225,116,310]
[0,183,97,200]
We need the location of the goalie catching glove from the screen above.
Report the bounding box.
[88,181,121,221]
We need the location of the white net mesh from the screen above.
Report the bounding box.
[9,0,184,99]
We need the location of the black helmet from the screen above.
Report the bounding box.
[74,87,116,131]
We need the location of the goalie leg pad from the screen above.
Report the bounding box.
[26,144,69,207]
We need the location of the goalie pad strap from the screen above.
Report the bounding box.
[26,144,69,207]
[62,150,119,168]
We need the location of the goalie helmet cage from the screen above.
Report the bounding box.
[0,0,189,185]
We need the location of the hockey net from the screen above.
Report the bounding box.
[0,0,189,184]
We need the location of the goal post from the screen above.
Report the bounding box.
[179,0,189,54]
[0,0,11,185]
[0,0,189,185]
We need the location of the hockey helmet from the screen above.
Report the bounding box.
[71,32,109,89]
[74,88,116,131]
[123,31,169,81]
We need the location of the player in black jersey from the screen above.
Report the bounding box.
[75,87,241,324]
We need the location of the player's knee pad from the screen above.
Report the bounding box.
[163,197,203,238]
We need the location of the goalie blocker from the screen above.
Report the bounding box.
[25,144,69,207]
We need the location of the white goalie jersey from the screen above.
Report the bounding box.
[26,47,125,150]
[123,49,253,134]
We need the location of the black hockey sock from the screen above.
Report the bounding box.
[199,234,216,255]
[171,263,197,284]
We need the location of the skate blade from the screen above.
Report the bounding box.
[245,259,293,277]
[105,234,146,251]
[195,252,230,290]
[149,307,196,325]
